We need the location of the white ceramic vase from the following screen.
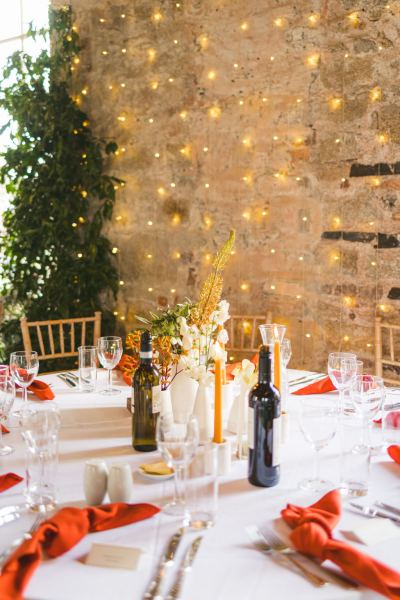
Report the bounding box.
[169,361,198,423]
[227,381,249,434]
[192,382,213,443]
[159,388,173,423]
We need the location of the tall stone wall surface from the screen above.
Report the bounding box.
[65,0,400,371]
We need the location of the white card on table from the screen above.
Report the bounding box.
[86,543,143,570]
[346,518,400,546]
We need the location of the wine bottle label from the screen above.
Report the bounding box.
[140,351,152,359]
[247,406,254,449]
[152,385,161,413]
[131,390,134,413]
[272,416,281,466]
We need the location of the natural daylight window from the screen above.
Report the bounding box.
[0,0,49,219]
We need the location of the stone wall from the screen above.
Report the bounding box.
[64,0,400,372]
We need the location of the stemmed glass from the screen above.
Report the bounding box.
[0,377,15,455]
[97,336,123,395]
[327,352,357,413]
[9,351,39,416]
[156,414,199,519]
[298,396,339,492]
[350,375,385,451]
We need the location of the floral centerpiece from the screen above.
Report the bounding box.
[121,230,235,389]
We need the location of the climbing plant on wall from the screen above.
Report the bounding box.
[0,7,122,363]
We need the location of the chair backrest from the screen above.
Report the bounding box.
[375,316,400,385]
[227,313,273,355]
[20,312,102,360]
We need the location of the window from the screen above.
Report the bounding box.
[0,0,49,216]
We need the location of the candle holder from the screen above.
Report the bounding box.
[209,439,232,476]
[259,323,286,345]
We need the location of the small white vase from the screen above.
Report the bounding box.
[170,361,199,423]
[159,388,173,422]
[192,383,213,443]
[222,383,235,429]
[227,382,249,434]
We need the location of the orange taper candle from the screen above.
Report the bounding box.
[273,340,281,391]
[214,358,223,443]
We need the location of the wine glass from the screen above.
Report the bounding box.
[0,377,15,455]
[327,352,356,413]
[156,414,199,520]
[298,396,339,492]
[10,351,39,416]
[350,375,385,452]
[97,336,123,395]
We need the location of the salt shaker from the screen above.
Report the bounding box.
[84,459,108,505]
[107,463,133,503]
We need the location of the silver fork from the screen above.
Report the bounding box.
[261,527,327,587]
[0,512,46,571]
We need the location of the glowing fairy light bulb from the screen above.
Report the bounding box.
[377,132,389,144]
[240,282,249,290]
[348,11,360,27]
[147,48,156,62]
[307,53,320,68]
[329,97,342,110]
[199,34,209,49]
[308,13,320,25]
[207,70,217,80]
[370,86,382,102]
[273,17,285,27]
[208,105,221,119]
[152,11,163,22]
[240,21,249,31]
[119,280,125,286]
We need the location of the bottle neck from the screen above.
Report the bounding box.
[258,353,272,384]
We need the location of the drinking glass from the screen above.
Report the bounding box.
[10,351,39,416]
[0,377,15,455]
[78,345,97,392]
[156,414,199,519]
[350,375,385,451]
[340,412,370,497]
[186,444,218,529]
[97,336,123,395]
[327,352,356,413]
[21,404,61,511]
[298,396,338,492]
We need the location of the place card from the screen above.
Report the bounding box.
[343,518,400,546]
[86,543,143,570]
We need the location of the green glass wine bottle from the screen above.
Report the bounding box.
[132,331,160,452]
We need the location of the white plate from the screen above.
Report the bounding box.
[137,466,174,482]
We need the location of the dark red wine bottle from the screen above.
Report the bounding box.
[248,345,281,487]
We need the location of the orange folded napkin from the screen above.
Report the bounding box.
[281,490,400,599]
[117,354,138,386]
[292,375,336,395]
[27,379,55,400]
[0,502,159,600]
[1,424,9,434]
[0,473,23,493]
[388,445,400,464]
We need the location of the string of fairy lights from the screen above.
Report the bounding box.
[69,2,397,365]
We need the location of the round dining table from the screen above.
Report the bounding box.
[0,368,398,600]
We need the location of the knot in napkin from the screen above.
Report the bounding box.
[281,489,400,599]
[0,502,160,600]
[281,489,341,532]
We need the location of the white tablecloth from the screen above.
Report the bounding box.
[0,369,399,600]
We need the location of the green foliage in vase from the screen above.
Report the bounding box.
[136,302,195,338]
[0,7,122,366]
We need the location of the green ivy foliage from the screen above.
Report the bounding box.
[0,7,122,366]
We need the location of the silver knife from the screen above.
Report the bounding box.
[165,536,203,600]
[143,528,185,599]
[289,373,319,384]
[289,374,326,388]
[375,502,400,517]
[57,373,76,388]
[350,502,400,523]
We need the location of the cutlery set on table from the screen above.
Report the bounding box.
[57,371,79,388]
[246,525,358,590]
[143,529,203,600]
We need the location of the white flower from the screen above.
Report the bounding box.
[217,328,229,344]
[212,300,230,325]
[182,334,193,351]
[177,316,189,336]
[233,359,257,388]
